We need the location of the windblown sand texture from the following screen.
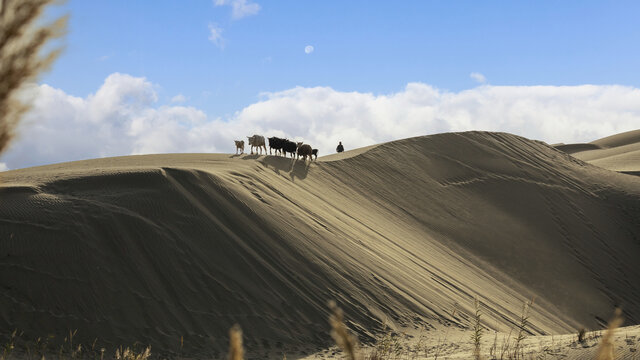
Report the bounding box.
[1,131,639,358]
[555,129,640,175]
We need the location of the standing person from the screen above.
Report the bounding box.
[336,141,344,153]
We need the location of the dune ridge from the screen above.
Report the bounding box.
[555,129,640,174]
[1,131,639,357]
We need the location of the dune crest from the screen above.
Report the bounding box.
[555,129,640,174]
[1,131,639,356]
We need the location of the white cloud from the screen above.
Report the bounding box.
[208,23,224,48]
[2,73,639,170]
[231,84,639,155]
[214,0,260,19]
[304,45,314,54]
[470,72,487,83]
[171,94,187,103]
[0,163,8,172]
[0,73,215,169]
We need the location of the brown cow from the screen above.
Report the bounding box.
[296,142,313,161]
[234,140,244,154]
[247,135,267,155]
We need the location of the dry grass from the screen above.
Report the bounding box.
[114,347,150,360]
[511,298,533,359]
[0,0,67,155]
[228,324,244,360]
[0,304,632,359]
[0,329,145,360]
[0,330,16,360]
[595,308,623,360]
[328,300,360,360]
[471,297,483,359]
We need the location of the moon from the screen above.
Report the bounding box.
[304,45,314,54]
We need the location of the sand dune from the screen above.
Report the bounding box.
[555,129,640,174]
[1,131,639,358]
[591,129,640,148]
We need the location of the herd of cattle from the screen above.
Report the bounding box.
[235,135,318,161]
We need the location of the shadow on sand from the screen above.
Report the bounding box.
[232,153,311,181]
[238,154,262,160]
[259,155,311,181]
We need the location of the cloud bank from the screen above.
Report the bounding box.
[2,73,639,169]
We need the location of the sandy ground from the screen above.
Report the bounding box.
[302,325,640,359]
[1,131,639,359]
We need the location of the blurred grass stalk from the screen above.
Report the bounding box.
[0,0,67,156]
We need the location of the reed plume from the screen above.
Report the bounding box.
[0,0,67,155]
[228,324,244,360]
[595,308,623,360]
[470,297,483,360]
[114,346,150,360]
[328,300,360,360]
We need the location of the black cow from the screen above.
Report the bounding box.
[282,140,298,158]
[268,137,285,156]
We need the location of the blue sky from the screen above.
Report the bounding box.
[2,0,639,170]
[43,0,640,115]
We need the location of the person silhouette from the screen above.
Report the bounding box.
[336,141,344,153]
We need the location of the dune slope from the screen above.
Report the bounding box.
[555,129,640,174]
[1,132,639,356]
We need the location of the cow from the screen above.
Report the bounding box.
[268,136,285,156]
[312,149,318,161]
[282,140,298,158]
[247,135,267,155]
[296,142,313,161]
[234,140,244,154]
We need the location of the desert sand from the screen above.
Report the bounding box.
[554,129,640,175]
[1,131,639,359]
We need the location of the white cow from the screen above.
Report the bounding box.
[247,135,267,155]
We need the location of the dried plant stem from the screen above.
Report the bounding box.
[471,297,483,360]
[328,300,360,360]
[228,324,244,360]
[595,308,623,360]
[0,0,67,155]
[114,346,150,360]
[512,299,532,359]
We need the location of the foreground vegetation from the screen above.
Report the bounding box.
[325,301,629,360]
[1,300,632,360]
[0,0,66,155]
